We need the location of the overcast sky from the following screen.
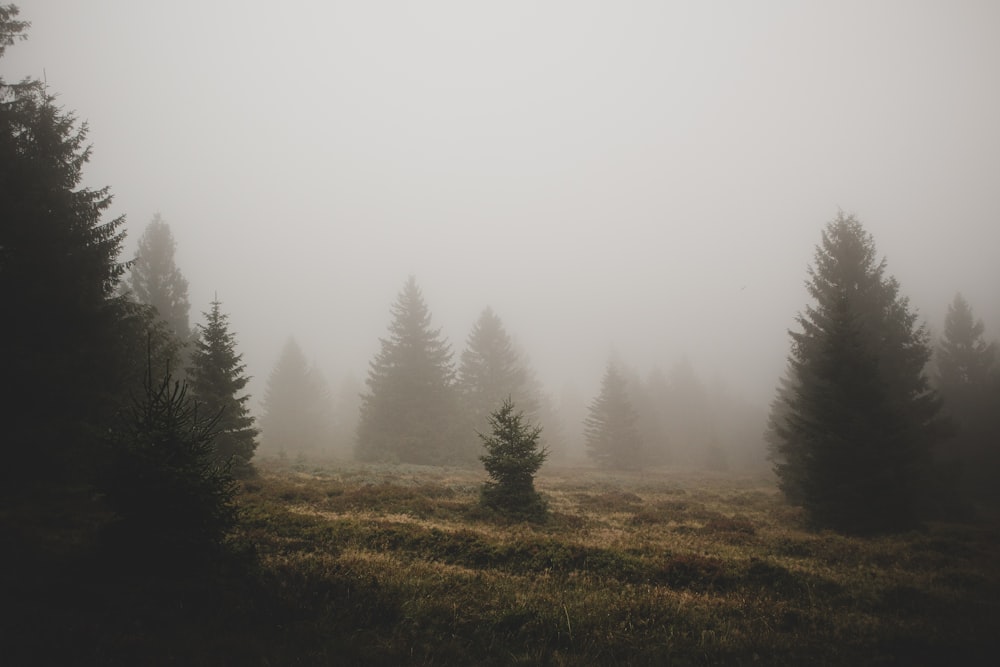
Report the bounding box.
[7,0,1000,407]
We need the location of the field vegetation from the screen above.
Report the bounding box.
[7,458,999,665]
[224,459,999,665]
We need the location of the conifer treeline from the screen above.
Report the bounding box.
[1,6,253,565]
[5,1,998,540]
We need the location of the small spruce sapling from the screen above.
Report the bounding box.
[479,397,548,519]
[101,358,237,568]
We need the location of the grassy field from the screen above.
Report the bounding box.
[226,459,999,665]
[7,458,998,665]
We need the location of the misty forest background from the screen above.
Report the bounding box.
[3,2,1000,664]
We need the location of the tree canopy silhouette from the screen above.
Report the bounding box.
[0,4,129,483]
[768,212,941,532]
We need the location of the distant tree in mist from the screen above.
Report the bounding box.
[188,298,258,477]
[626,360,765,472]
[936,294,996,396]
[704,377,769,470]
[661,359,713,467]
[526,385,585,464]
[768,212,942,532]
[534,392,568,463]
[128,213,191,346]
[479,397,548,519]
[628,368,671,465]
[356,277,463,465]
[260,337,335,455]
[458,307,541,439]
[0,5,131,483]
[934,293,999,501]
[584,362,643,469]
[333,372,363,457]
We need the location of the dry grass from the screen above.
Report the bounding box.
[229,459,1000,665]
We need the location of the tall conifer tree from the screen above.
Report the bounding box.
[0,6,129,480]
[935,293,999,499]
[768,212,941,532]
[260,337,334,455]
[188,298,258,476]
[584,362,644,469]
[128,213,191,345]
[356,277,461,465]
[458,307,540,436]
[937,294,995,394]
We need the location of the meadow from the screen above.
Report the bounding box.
[8,458,998,665]
[226,458,999,665]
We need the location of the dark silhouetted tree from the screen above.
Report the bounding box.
[188,298,258,476]
[766,365,802,497]
[458,307,540,437]
[128,213,191,346]
[0,6,130,483]
[479,397,548,519]
[935,293,999,500]
[584,362,643,469]
[260,337,335,455]
[356,277,462,465]
[101,360,237,568]
[768,212,941,532]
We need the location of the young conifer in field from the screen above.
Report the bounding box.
[479,397,548,520]
[188,298,259,477]
[101,358,237,568]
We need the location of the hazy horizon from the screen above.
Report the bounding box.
[8,0,999,411]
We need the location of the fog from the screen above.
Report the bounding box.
[9,0,1000,411]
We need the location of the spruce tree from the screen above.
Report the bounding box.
[260,337,334,455]
[584,362,644,469]
[627,368,671,466]
[101,361,237,567]
[937,294,996,396]
[935,294,998,499]
[661,359,714,468]
[356,276,462,465]
[188,298,258,476]
[765,365,802,501]
[458,307,540,436]
[768,212,941,532]
[479,397,548,519]
[128,213,191,346]
[0,5,129,482]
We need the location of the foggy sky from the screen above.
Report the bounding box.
[8,0,1000,408]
